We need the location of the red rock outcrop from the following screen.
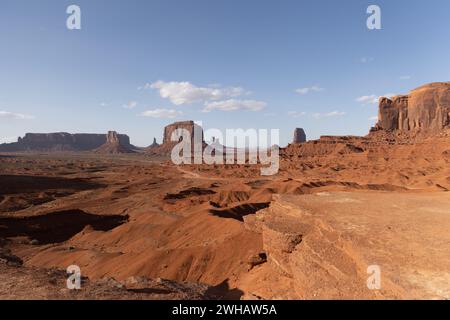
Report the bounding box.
[374,82,450,133]
[94,131,135,154]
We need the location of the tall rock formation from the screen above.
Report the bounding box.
[374,82,450,133]
[149,138,159,148]
[163,121,204,145]
[94,131,135,154]
[147,121,205,156]
[293,128,307,144]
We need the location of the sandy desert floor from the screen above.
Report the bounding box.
[1,132,450,300]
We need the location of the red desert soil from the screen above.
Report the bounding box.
[1,128,450,299]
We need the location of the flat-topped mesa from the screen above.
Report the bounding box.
[0,132,134,152]
[373,82,450,133]
[293,128,307,144]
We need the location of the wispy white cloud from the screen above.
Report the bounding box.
[356,94,379,105]
[140,108,183,119]
[369,116,379,121]
[356,93,396,105]
[145,81,247,105]
[399,75,412,80]
[0,111,34,120]
[288,111,307,118]
[123,101,138,109]
[100,102,108,107]
[295,86,324,95]
[312,111,346,119]
[202,99,266,112]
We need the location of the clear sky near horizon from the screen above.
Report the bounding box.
[1,0,450,147]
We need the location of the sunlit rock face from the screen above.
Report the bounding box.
[375,82,450,133]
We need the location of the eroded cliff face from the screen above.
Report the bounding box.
[375,82,450,133]
[0,132,133,152]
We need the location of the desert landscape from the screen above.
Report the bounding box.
[1,82,450,300]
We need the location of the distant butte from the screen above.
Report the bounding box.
[94,131,136,154]
[147,138,159,149]
[0,131,137,152]
[146,121,206,156]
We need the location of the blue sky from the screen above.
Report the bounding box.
[1,0,450,147]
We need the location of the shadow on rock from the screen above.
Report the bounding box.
[209,203,270,222]
[0,209,128,244]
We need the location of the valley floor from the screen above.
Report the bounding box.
[0,143,449,299]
